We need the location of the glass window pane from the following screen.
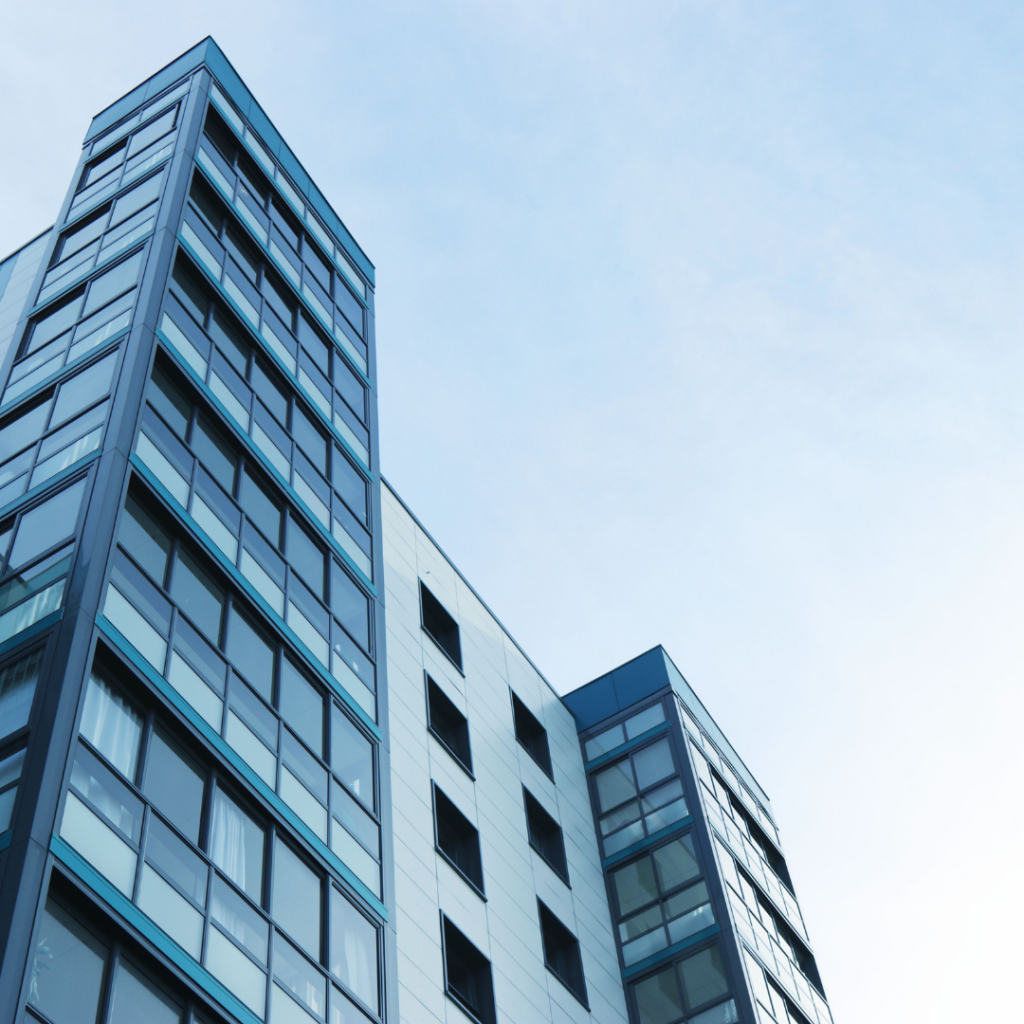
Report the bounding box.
[652,835,700,893]
[119,494,171,584]
[632,964,683,1024]
[169,549,224,644]
[331,563,368,652]
[145,815,208,906]
[110,172,163,226]
[28,899,108,1024]
[241,467,281,546]
[330,888,378,1012]
[225,607,275,700]
[149,363,191,439]
[51,352,117,426]
[678,946,729,1010]
[273,934,326,1020]
[191,414,237,493]
[287,518,325,597]
[594,759,636,813]
[9,478,86,568]
[79,673,143,779]
[279,657,323,756]
[584,723,624,761]
[613,856,659,916]
[633,739,675,791]
[330,706,373,808]
[69,741,144,844]
[26,293,83,355]
[210,788,264,904]
[625,704,666,739]
[83,251,142,316]
[107,959,182,1024]
[143,728,205,844]
[0,647,43,738]
[211,873,269,963]
[272,837,321,959]
[0,401,50,463]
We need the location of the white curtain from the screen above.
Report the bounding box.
[79,673,142,778]
[210,790,249,894]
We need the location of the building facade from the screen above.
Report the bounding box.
[0,39,833,1024]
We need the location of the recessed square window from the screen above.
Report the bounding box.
[433,785,484,896]
[511,691,552,780]
[538,900,588,1007]
[442,915,496,1024]
[523,789,568,884]
[427,675,472,775]
[419,582,462,671]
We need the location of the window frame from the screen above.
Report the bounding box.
[510,690,552,780]
[537,899,589,1008]
[419,582,462,673]
[425,674,473,778]
[522,787,569,886]
[440,913,496,1024]
[431,782,485,899]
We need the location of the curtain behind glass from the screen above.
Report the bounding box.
[79,673,142,779]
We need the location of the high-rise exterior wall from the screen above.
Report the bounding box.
[563,650,833,1024]
[0,38,833,1024]
[0,39,390,1024]
[380,481,628,1024]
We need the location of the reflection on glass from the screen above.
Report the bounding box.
[107,958,182,1024]
[143,728,205,844]
[0,647,43,739]
[329,888,377,1012]
[272,837,321,959]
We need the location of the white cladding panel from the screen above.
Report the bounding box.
[382,483,628,1024]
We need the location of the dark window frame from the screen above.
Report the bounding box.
[523,787,569,885]
[537,900,589,1008]
[510,690,552,780]
[426,674,473,777]
[419,582,462,673]
[432,783,485,899]
[440,913,496,1024]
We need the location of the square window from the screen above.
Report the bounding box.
[511,691,552,779]
[441,915,496,1024]
[538,901,588,1007]
[419,582,461,670]
[426,675,472,775]
[523,789,568,884]
[433,785,484,895]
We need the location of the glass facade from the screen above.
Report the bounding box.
[0,39,386,1024]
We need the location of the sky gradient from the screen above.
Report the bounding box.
[3,3,1022,1021]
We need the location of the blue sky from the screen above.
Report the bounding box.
[3,3,1023,1020]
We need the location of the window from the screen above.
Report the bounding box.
[0,647,44,740]
[0,350,116,505]
[593,737,687,856]
[8,252,141,406]
[426,675,472,774]
[433,784,484,896]
[0,477,85,649]
[441,915,496,1024]
[133,356,375,709]
[419,582,461,671]
[630,946,733,1024]
[0,746,26,832]
[523,788,568,884]
[743,948,819,1024]
[611,835,714,966]
[104,490,381,893]
[510,690,552,779]
[537,901,588,1007]
[584,701,667,761]
[57,663,382,1024]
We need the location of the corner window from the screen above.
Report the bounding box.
[630,946,733,1024]
[511,691,552,779]
[523,789,568,884]
[426,675,472,775]
[442,915,496,1024]
[594,737,687,857]
[538,901,588,1007]
[433,784,484,896]
[584,701,666,762]
[419,582,461,670]
[0,647,44,741]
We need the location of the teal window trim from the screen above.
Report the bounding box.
[584,722,673,771]
[175,221,372,470]
[186,160,371,392]
[153,321,375,592]
[95,613,387,920]
[601,816,695,870]
[619,924,721,980]
[0,331,131,418]
[50,833,264,1024]
[127,452,380,735]
[0,449,101,523]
